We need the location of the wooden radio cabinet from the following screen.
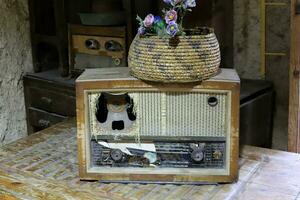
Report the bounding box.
[76,67,240,183]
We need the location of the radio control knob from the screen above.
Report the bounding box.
[191,149,204,162]
[213,150,223,160]
[110,149,123,162]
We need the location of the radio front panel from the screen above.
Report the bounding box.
[76,67,240,183]
[83,89,231,175]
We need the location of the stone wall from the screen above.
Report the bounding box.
[0,0,33,146]
[234,0,261,79]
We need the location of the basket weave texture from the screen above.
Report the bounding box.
[128,29,221,82]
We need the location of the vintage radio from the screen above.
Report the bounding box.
[76,67,240,183]
[69,24,127,75]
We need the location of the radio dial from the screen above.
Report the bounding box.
[207,96,218,107]
[191,149,204,162]
[105,40,123,52]
[110,149,123,162]
[85,39,100,50]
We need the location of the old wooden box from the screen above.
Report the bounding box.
[68,24,127,75]
[76,67,240,183]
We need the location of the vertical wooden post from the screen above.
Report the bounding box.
[123,0,134,54]
[288,0,300,152]
[260,0,266,78]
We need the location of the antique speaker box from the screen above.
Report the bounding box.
[76,67,240,183]
[69,25,127,75]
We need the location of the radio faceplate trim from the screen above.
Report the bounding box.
[83,88,232,176]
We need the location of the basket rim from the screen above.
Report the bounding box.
[130,68,220,83]
[138,27,215,39]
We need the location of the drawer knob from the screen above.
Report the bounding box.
[38,119,50,128]
[41,97,52,105]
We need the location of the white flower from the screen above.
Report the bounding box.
[184,0,196,8]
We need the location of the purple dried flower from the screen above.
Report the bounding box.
[165,10,177,24]
[143,14,154,27]
[166,21,178,37]
[184,0,196,8]
[163,0,172,4]
[138,26,146,35]
[164,0,183,5]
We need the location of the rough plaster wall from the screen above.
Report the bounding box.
[0,0,33,146]
[234,0,261,79]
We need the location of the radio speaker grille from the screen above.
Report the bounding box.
[88,91,229,138]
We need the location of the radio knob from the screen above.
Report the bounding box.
[213,150,223,160]
[207,96,218,107]
[191,149,204,162]
[110,149,123,162]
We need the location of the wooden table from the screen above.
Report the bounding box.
[1,120,300,200]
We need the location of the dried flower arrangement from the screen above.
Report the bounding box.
[128,0,221,83]
[136,0,197,37]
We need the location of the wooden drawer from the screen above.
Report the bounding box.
[29,87,76,116]
[28,107,67,132]
[23,70,76,134]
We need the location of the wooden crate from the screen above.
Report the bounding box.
[68,24,127,75]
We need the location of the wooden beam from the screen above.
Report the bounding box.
[288,0,300,152]
[260,0,266,78]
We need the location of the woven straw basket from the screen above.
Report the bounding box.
[128,27,221,83]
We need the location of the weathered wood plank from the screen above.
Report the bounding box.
[288,0,300,153]
[0,120,300,199]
